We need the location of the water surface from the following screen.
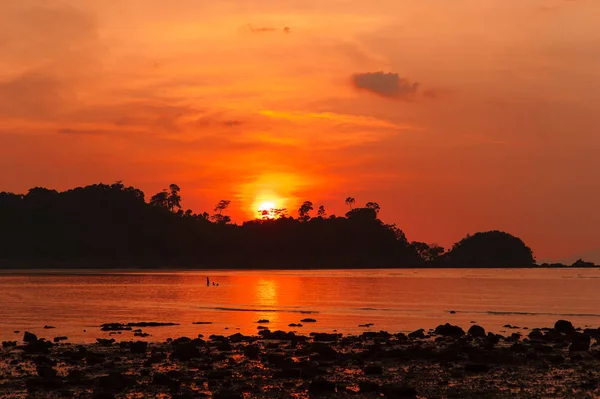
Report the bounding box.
[1,268,599,343]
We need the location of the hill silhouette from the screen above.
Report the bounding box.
[0,182,594,269]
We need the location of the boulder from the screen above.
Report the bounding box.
[408,329,425,339]
[467,325,486,337]
[308,379,336,394]
[555,320,575,335]
[130,341,148,354]
[23,331,38,343]
[434,323,465,337]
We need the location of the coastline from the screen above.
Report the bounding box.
[2,320,599,398]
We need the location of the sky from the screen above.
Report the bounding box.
[1,0,599,263]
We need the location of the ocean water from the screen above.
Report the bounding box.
[1,268,599,343]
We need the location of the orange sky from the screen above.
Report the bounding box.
[1,0,599,263]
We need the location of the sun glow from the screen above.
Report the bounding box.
[258,201,276,211]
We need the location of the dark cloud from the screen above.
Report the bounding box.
[352,71,419,100]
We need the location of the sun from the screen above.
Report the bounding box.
[258,201,276,211]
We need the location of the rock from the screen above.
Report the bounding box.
[301,318,317,323]
[467,325,486,337]
[171,342,201,361]
[359,381,381,393]
[44,325,56,329]
[288,323,303,327]
[569,333,591,352]
[308,379,336,394]
[127,322,178,327]
[434,323,465,337]
[134,332,150,337]
[408,329,425,339]
[173,337,192,345]
[244,345,260,359]
[213,389,243,399]
[464,362,490,373]
[358,323,374,327]
[364,365,383,375]
[449,310,456,314]
[555,320,575,335]
[257,326,269,330]
[23,331,38,343]
[257,319,270,323]
[2,340,17,347]
[528,329,544,340]
[381,383,418,398]
[96,338,115,346]
[192,321,213,324]
[228,332,249,343]
[95,372,136,393]
[24,339,53,354]
[311,333,340,342]
[207,369,232,379]
[53,336,68,343]
[100,323,132,332]
[130,341,148,354]
[152,372,180,390]
[510,343,528,353]
[504,324,520,329]
[36,365,58,379]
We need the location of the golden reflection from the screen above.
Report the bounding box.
[256,278,279,322]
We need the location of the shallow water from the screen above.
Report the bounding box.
[0,268,599,343]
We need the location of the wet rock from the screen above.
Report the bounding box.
[96,338,115,346]
[228,332,249,343]
[134,332,150,337]
[243,345,260,359]
[434,323,465,337]
[213,389,243,399]
[506,333,521,342]
[53,336,68,343]
[289,323,303,327]
[100,323,132,332]
[381,383,418,398]
[308,379,336,394]
[408,329,425,339]
[359,323,374,327]
[464,362,490,373]
[301,318,317,323]
[257,319,270,323]
[152,372,180,390]
[33,355,57,366]
[171,342,202,361]
[207,369,232,379]
[44,325,56,329]
[24,339,53,354]
[359,381,381,393]
[95,372,136,393]
[510,343,528,353]
[364,365,383,375]
[467,325,486,338]
[528,329,544,340]
[23,331,38,343]
[311,333,340,342]
[569,333,591,352]
[554,320,575,335]
[2,340,17,348]
[173,336,192,345]
[36,365,58,379]
[257,326,269,330]
[129,341,148,354]
[504,324,520,329]
[193,321,213,324]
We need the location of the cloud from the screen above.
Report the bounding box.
[352,71,419,100]
[247,25,291,34]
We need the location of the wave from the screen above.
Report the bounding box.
[198,306,318,314]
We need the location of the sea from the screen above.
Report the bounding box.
[1,268,599,343]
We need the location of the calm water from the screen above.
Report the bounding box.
[1,268,599,343]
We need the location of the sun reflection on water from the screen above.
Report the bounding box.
[256,278,278,322]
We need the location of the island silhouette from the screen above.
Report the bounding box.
[0,182,596,269]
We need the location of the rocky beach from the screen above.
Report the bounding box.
[1,320,600,398]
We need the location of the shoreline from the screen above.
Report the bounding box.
[2,320,599,398]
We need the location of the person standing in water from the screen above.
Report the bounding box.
[206,277,210,286]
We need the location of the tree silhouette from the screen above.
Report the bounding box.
[365,201,380,214]
[345,197,355,210]
[211,200,231,224]
[150,190,169,208]
[298,201,313,222]
[317,205,327,218]
[167,184,181,212]
[447,231,534,267]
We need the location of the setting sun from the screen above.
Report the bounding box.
[258,201,276,211]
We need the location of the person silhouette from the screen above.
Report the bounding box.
[206,277,210,287]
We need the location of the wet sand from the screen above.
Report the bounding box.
[1,320,599,398]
